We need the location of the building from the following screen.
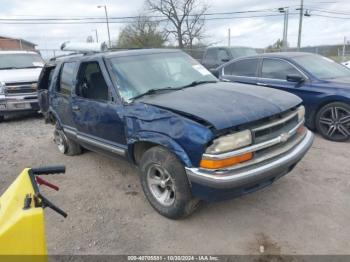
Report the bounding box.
[0,36,36,51]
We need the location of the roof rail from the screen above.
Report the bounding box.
[49,52,87,62]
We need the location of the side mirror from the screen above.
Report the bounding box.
[286,74,304,83]
[221,58,230,62]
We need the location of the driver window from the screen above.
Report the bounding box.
[262,58,302,80]
[76,61,109,101]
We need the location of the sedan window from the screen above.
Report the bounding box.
[223,59,258,77]
[262,58,302,80]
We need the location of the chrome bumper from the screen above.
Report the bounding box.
[186,130,314,189]
[0,93,38,113]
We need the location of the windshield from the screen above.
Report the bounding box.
[230,47,258,58]
[0,53,44,70]
[293,54,350,79]
[108,52,217,101]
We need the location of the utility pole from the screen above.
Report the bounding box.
[343,36,347,62]
[297,0,304,51]
[228,28,231,47]
[97,5,111,48]
[92,29,99,43]
[279,7,289,51]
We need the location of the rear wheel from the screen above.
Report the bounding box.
[316,102,350,142]
[54,123,82,155]
[139,146,200,219]
[0,115,4,122]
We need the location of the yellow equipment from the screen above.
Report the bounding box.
[0,166,66,258]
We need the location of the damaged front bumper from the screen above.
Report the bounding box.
[0,93,39,115]
[185,130,314,201]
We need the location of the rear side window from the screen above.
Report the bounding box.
[262,58,302,80]
[223,59,258,77]
[204,49,217,63]
[58,62,77,95]
[217,49,230,61]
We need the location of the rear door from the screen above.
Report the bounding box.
[71,58,127,157]
[219,58,260,85]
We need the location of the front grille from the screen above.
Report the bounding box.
[5,82,37,94]
[252,111,299,144]
[201,108,305,172]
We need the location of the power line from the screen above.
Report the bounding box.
[0,13,295,25]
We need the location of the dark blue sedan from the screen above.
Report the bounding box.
[216,52,350,142]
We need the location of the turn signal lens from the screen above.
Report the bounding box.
[297,124,306,134]
[200,152,253,169]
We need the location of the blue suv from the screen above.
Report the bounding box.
[38,49,314,219]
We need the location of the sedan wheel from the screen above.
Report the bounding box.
[316,102,350,141]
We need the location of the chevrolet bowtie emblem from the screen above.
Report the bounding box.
[280,133,290,143]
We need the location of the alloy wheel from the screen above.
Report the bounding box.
[318,106,350,140]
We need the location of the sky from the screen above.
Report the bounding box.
[0,0,350,57]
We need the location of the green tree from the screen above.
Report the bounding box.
[117,16,166,48]
[266,39,288,52]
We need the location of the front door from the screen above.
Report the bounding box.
[72,59,127,157]
[257,58,319,123]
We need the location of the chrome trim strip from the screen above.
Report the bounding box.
[77,135,126,156]
[202,119,304,160]
[252,110,298,132]
[185,130,314,188]
[62,126,126,156]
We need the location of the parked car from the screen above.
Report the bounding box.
[0,51,44,121]
[39,49,313,219]
[342,60,350,68]
[216,52,350,142]
[201,46,258,70]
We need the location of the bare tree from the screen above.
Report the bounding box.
[117,16,166,48]
[146,0,208,48]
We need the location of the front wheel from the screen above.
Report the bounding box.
[316,102,350,142]
[139,146,200,219]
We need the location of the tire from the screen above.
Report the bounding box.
[54,123,82,156]
[0,115,4,122]
[139,146,200,219]
[315,102,350,142]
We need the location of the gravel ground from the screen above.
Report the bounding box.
[0,114,349,255]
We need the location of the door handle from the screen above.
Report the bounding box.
[72,105,80,111]
[257,82,268,86]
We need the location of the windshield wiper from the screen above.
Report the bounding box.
[131,87,178,100]
[178,80,218,89]
[0,67,18,70]
[131,80,218,100]
[21,66,42,69]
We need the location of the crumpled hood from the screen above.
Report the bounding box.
[139,82,302,130]
[0,68,42,83]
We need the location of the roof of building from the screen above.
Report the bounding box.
[0,50,39,55]
[0,35,37,46]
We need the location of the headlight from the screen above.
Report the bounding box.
[297,105,305,122]
[205,129,252,154]
[0,82,5,95]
